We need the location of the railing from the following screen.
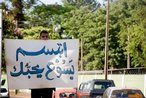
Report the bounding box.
[78,67,146,75]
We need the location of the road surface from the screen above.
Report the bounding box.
[9,90,31,98]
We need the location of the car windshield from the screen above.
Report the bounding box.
[111,89,144,98]
[94,82,112,89]
[0,88,7,93]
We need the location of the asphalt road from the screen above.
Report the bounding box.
[10,91,31,98]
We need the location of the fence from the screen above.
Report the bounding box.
[78,67,146,96]
[1,67,146,96]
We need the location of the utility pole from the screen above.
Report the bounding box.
[0,9,2,93]
[81,38,83,71]
[104,0,109,80]
[127,27,130,68]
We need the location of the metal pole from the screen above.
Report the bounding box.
[104,0,109,80]
[127,27,130,68]
[81,38,83,71]
[0,9,2,92]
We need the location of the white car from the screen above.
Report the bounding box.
[1,79,9,98]
[0,87,9,98]
[103,87,145,98]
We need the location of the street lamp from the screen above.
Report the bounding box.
[104,0,109,80]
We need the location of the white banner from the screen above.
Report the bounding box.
[5,39,79,89]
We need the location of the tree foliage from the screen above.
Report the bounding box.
[25,4,73,27]
[1,0,146,71]
[22,26,60,39]
[61,5,127,70]
[62,0,101,11]
[110,0,146,67]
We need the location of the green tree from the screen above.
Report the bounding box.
[0,0,38,28]
[61,5,125,70]
[0,0,39,71]
[26,4,72,27]
[22,26,60,39]
[111,0,146,67]
[62,0,101,11]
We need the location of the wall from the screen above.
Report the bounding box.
[2,72,146,96]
